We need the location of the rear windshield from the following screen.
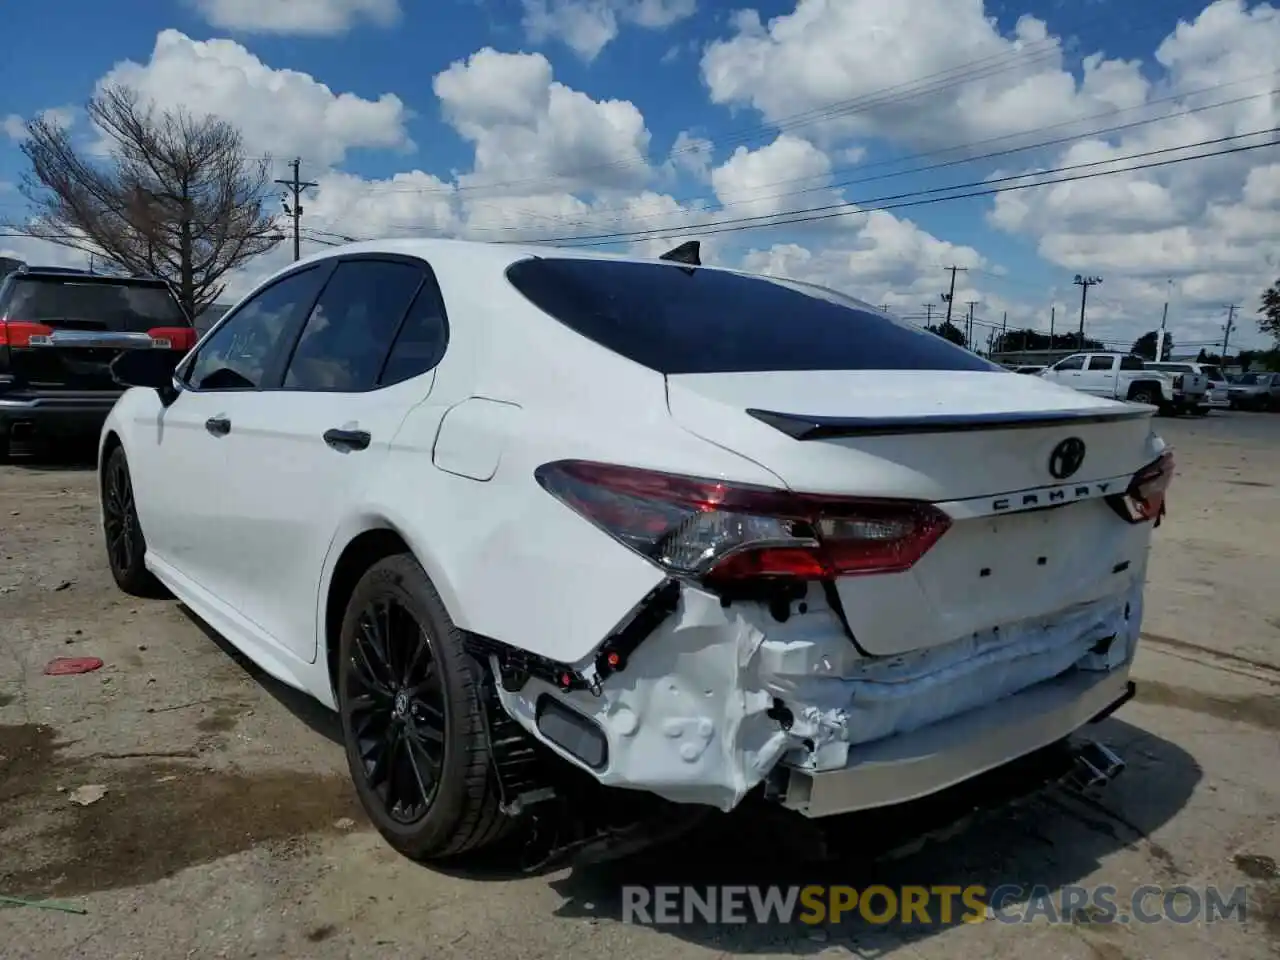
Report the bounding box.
[3,277,187,332]
[506,257,996,374]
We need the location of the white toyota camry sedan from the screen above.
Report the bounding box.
[100,238,1171,863]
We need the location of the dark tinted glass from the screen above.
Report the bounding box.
[1085,355,1115,370]
[5,278,186,331]
[506,257,995,374]
[1055,356,1084,370]
[379,274,449,386]
[187,266,326,390]
[283,260,423,392]
[1119,356,1146,370]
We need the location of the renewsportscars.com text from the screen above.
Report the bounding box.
[621,884,1250,926]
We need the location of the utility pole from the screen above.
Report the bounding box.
[1156,278,1172,361]
[923,303,935,326]
[1073,274,1102,350]
[1049,304,1055,348]
[275,158,317,262]
[942,265,967,325]
[1222,303,1238,359]
[965,300,978,348]
[999,311,1007,354]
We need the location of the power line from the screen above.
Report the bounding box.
[529,128,1280,246]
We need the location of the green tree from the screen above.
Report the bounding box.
[1261,277,1280,344]
[927,321,967,347]
[1131,330,1173,360]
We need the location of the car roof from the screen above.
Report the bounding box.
[264,237,888,314]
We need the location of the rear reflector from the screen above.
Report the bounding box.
[534,459,951,584]
[0,321,55,348]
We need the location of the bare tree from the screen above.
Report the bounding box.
[12,85,281,316]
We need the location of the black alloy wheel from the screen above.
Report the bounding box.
[344,594,447,824]
[102,446,161,595]
[337,554,512,861]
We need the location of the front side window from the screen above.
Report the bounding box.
[506,257,996,374]
[185,266,326,391]
[283,259,424,392]
[1054,356,1085,371]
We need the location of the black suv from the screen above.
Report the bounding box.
[0,266,195,459]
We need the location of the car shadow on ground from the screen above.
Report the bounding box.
[177,604,343,746]
[517,719,1199,954]
[167,595,1201,954]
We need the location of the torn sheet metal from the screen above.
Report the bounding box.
[492,576,1144,813]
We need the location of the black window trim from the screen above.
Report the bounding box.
[177,259,337,394]
[274,252,450,395]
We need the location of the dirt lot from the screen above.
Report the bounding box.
[1,413,1278,960]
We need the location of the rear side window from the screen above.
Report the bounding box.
[283,259,425,392]
[506,257,995,374]
[1119,356,1145,370]
[379,274,449,387]
[2,277,186,332]
[1086,356,1116,371]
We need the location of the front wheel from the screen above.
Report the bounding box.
[337,553,513,862]
[101,446,162,596]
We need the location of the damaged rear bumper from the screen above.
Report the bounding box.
[489,577,1144,816]
[771,668,1134,818]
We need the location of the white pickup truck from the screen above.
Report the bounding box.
[1038,352,1206,412]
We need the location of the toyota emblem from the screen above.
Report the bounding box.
[1048,437,1086,480]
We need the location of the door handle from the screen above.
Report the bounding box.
[205,416,231,436]
[323,428,371,451]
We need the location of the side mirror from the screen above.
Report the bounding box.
[110,350,181,407]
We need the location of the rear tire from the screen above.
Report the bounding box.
[337,553,513,862]
[1128,386,1159,406]
[0,433,9,464]
[101,446,163,596]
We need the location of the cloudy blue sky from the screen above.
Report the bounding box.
[2,0,1278,351]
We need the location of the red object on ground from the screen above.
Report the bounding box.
[43,657,104,676]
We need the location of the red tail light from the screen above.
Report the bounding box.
[0,321,55,348]
[534,460,952,584]
[147,326,196,352]
[1107,450,1174,523]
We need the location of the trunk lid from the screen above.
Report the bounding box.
[666,369,1160,656]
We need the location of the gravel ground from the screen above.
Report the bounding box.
[1,412,1277,960]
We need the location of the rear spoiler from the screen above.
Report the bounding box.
[747,405,1154,440]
